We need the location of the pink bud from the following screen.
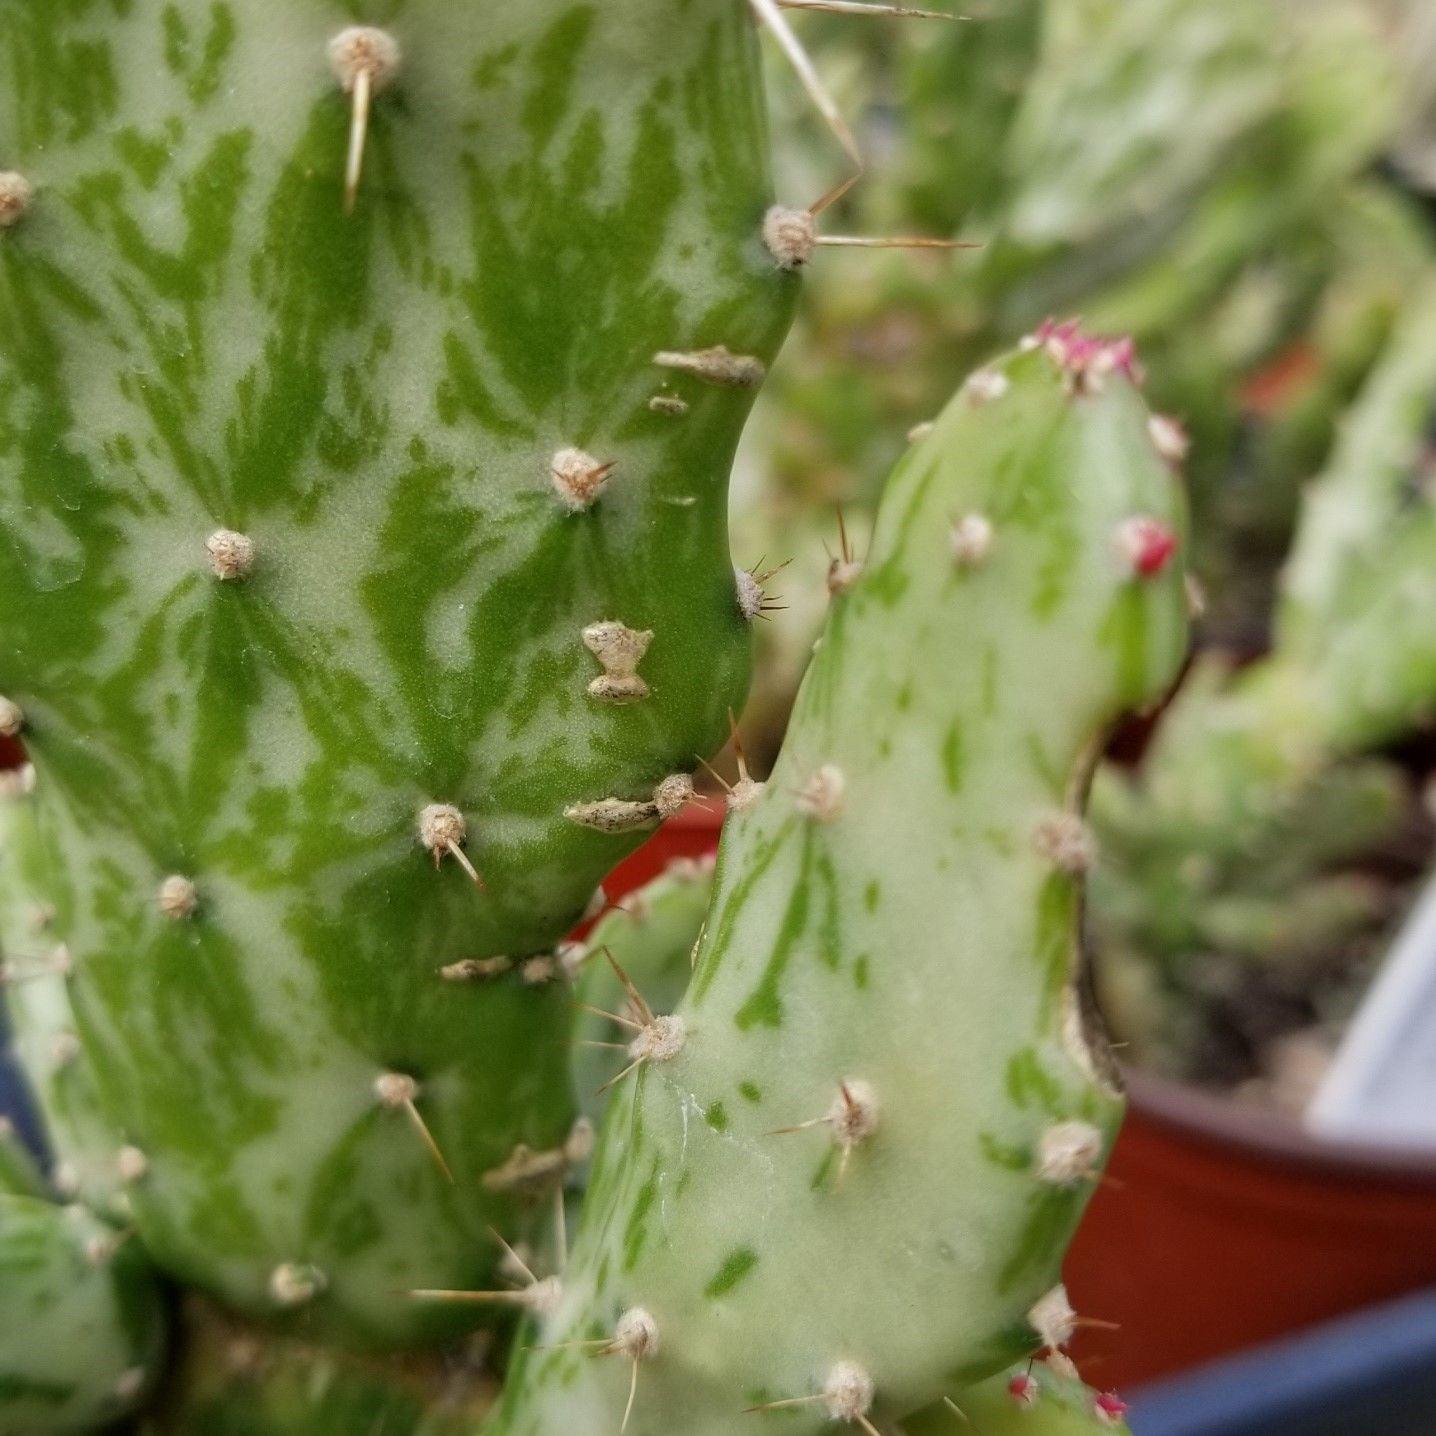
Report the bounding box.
[1007,1372,1039,1406]
[1115,516,1178,577]
[1094,1391,1129,1424]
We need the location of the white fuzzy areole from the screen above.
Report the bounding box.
[0,171,33,228]
[157,874,198,920]
[612,1306,661,1359]
[1148,413,1190,464]
[327,26,401,93]
[654,773,694,819]
[826,1079,879,1148]
[115,1145,149,1184]
[206,529,255,581]
[374,1071,419,1108]
[1028,1283,1077,1349]
[1035,1119,1103,1184]
[822,1361,876,1422]
[418,803,466,854]
[796,764,845,822]
[1033,812,1096,875]
[629,1013,686,1064]
[551,447,614,511]
[964,368,1010,404]
[950,513,994,567]
[762,205,816,269]
[269,1261,326,1307]
[0,695,22,737]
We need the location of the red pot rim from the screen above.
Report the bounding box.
[1123,1067,1436,1185]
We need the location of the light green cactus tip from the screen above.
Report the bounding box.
[0,0,796,1346]
[903,1360,1131,1434]
[490,324,1189,1435]
[0,1192,166,1435]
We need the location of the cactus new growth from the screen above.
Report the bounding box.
[0,2,1194,1431]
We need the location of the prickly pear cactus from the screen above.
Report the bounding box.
[492,328,1188,1435]
[0,1192,166,1435]
[0,0,794,1346]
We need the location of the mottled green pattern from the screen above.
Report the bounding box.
[0,0,794,1344]
[491,339,1188,1434]
[0,1193,166,1435]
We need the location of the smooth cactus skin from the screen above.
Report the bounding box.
[490,336,1189,1435]
[0,1194,166,1435]
[0,0,794,1344]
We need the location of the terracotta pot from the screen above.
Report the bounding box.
[613,806,1436,1392]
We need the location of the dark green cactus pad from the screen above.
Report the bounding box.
[0,0,795,1345]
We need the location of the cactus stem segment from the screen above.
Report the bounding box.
[417,804,483,886]
[795,763,846,821]
[0,695,22,737]
[0,171,32,227]
[205,530,255,581]
[583,622,653,703]
[328,27,401,214]
[269,1262,326,1308]
[374,1073,454,1183]
[949,513,994,567]
[156,875,198,920]
[552,448,616,511]
[653,346,766,388]
[1033,813,1097,875]
[747,1361,880,1433]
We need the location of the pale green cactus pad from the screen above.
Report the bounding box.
[491,328,1189,1435]
[0,0,795,1345]
[0,1193,166,1435]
